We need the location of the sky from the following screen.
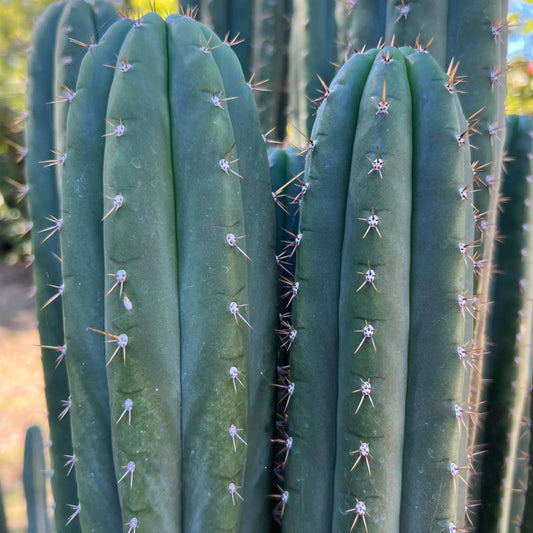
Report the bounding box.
[508,0,533,58]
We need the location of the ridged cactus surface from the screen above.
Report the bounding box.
[59,10,277,532]
[200,0,292,140]
[24,1,118,530]
[288,0,337,139]
[22,2,527,533]
[279,46,475,532]
[23,426,49,533]
[335,0,510,513]
[478,114,533,533]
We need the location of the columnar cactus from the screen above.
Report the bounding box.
[24,1,118,529]
[23,426,50,533]
[335,0,510,507]
[60,17,132,531]
[478,114,533,533]
[269,145,305,282]
[58,10,277,532]
[22,2,527,532]
[278,45,475,532]
[250,0,292,140]
[200,0,292,140]
[288,0,337,139]
[200,0,254,78]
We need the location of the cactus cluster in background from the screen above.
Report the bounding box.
[478,114,533,532]
[23,426,49,533]
[13,0,533,532]
[200,0,292,140]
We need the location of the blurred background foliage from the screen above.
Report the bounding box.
[0,0,531,264]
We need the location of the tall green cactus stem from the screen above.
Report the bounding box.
[60,10,277,531]
[200,0,291,140]
[268,146,304,482]
[445,1,509,476]
[25,2,119,530]
[280,46,377,531]
[205,26,279,531]
[397,47,474,532]
[282,46,474,532]
[60,18,132,532]
[200,0,253,78]
[477,115,533,533]
[23,426,50,533]
[334,0,510,501]
[102,14,182,530]
[288,0,337,140]
[335,0,387,60]
[269,145,304,281]
[52,0,118,190]
[251,0,292,139]
[25,3,79,529]
[178,13,247,529]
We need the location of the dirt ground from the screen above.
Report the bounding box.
[0,262,48,532]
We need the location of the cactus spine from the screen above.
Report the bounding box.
[280,46,474,532]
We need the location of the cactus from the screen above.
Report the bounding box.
[251,0,292,140]
[200,0,254,78]
[268,145,305,281]
[22,2,532,532]
[24,2,121,529]
[477,114,533,533]
[277,45,475,532]
[57,10,277,532]
[288,0,337,140]
[200,0,292,140]
[335,0,510,509]
[59,17,132,532]
[0,480,7,533]
[23,426,50,533]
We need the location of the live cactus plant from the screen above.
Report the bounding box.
[200,0,292,140]
[288,0,337,139]
[24,1,118,529]
[477,114,533,533]
[200,0,254,78]
[59,17,132,531]
[0,479,6,533]
[250,0,292,140]
[335,0,510,508]
[23,426,50,533]
[57,9,277,532]
[268,145,304,454]
[20,2,530,532]
[276,45,475,532]
[269,145,305,282]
